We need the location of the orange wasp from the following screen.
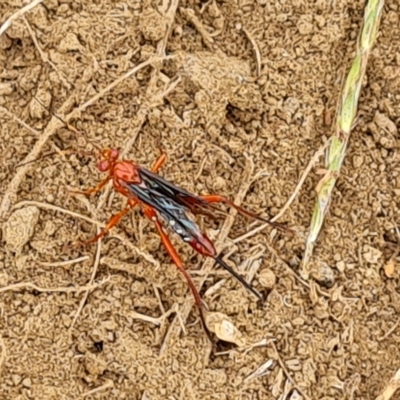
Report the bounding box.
[72,148,289,337]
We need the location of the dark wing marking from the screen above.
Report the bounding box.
[124,176,263,300]
[122,180,206,246]
[138,167,205,204]
[138,167,221,219]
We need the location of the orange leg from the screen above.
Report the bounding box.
[151,152,167,173]
[78,198,138,246]
[70,175,111,195]
[143,206,212,339]
[199,194,261,219]
[199,194,289,232]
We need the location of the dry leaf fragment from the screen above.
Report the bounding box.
[384,259,396,278]
[205,312,247,346]
[384,247,399,278]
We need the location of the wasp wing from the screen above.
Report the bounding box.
[121,179,210,250]
[137,167,223,219]
[138,166,291,234]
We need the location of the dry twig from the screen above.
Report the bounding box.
[82,380,114,398]
[376,368,400,400]
[377,318,400,342]
[0,106,65,158]
[0,0,43,37]
[0,278,110,294]
[12,200,159,267]
[242,27,262,77]
[69,227,102,331]
[78,55,173,114]
[0,335,6,372]
[180,8,215,50]
[37,256,90,267]
[22,16,72,89]
[232,139,329,245]
[0,96,75,220]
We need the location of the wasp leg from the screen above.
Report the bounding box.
[78,199,138,246]
[199,194,289,232]
[143,206,212,342]
[69,175,111,196]
[151,152,167,173]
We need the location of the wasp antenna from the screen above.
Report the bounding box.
[33,97,99,150]
[15,149,75,169]
[213,256,263,301]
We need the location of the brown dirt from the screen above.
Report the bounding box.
[1,1,400,399]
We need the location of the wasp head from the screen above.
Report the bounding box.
[97,148,119,172]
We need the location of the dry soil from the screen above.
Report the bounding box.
[0,1,400,399]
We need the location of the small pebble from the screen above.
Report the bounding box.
[3,206,40,254]
[205,312,246,347]
[11,374,22,386]
[312,262,335,288]
[22,377,31,388]
[259,268,276,289]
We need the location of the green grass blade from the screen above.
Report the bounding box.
[301,0,385,279]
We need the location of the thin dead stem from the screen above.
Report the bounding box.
[0,335,6,372]
[12,200,159,267]
[271,140,329,222]
[0,278,110,294]
[148,75,182,108]
[158,0,180,57]
[195,154,208,180]
[261,241,313,290]
[153,284,166,315]
[232,140,329,245]
[78,55,173,113]
[0,96,76,220]
[0,0,43,37]
[377,318,400,342]
[180,8,215,50]
[131,308,178,326]
[0,106,65,158]
[37,256,90,267]
[82,380,114,398]
[0,106,41,136]
[242,27,261,77]
[22,16,72,89]
[376,368,400,400]
[69,228,102,331]
[270,341,311,400]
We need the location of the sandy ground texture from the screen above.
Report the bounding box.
[1,0,400,399]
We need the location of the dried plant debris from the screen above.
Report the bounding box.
[205,311,247,347]
[3,206,40,254]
